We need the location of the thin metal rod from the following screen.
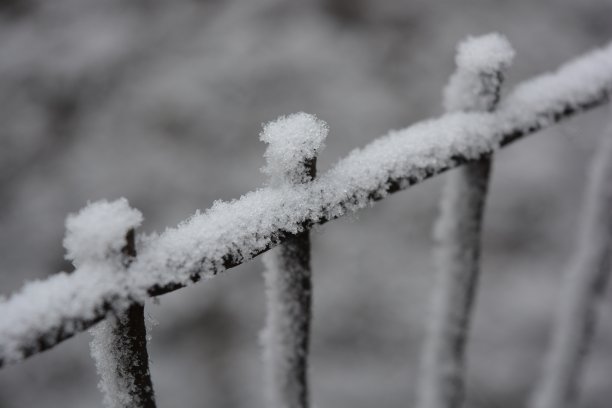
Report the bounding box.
[530,128,612,408]
[418,34,513,408]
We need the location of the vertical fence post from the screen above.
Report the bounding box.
[530,126,612,408]
[259,112,328,408]
[64,198,156,408]
[417,34,515,408]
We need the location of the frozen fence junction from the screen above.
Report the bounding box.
[1,34,612,408]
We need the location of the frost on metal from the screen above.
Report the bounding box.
[0,263,123,364]
[444,33,515,112]
[90,308,155,408]
[63,198,155,408]
[0,40,612,367]
[260,113,320,408]
[500,40,612,135]
[418,33,514,408]
[64,198,143,267]
[90,319,135,408]
[261,112,328,185]
[261,238,312,408]
[454,33,515,74]
[530,129,612,408]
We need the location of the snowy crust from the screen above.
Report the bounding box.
[1,39,612,365]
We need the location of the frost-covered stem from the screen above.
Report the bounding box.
[530,128,612,408]
[90,229,157,408]
[261,113,327,408]
[418,34,515,408]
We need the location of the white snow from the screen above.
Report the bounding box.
[260,114,314,408]
[261,112,328,185]
[419,33,511,408]
[500,41,612,134]
[454,33,515,74]
[444,33,515,112]
[1,40,612,366]
[90,313,154,408]
[130,111,498,295]
[64,198,143,267]
[66,198,151,408]
[0,263,132,363]
[90,318,134,408]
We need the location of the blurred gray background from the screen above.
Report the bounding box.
[1,0,611,407]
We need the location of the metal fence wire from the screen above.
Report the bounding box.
[1,34,611,408]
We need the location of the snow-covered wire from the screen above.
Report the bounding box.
[260,112,325,408]
[417,33,514,408]
[1,40,612,368]
[530,124,612,408]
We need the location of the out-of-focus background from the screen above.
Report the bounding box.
[1,0,611,407]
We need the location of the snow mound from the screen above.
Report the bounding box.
[64,198,143,266]
[455,33,515,74]
[261,112,328,185]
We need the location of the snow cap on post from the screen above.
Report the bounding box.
[64,198,143,267]
[260,112,328,185]
[444,33,515,112]
[455,33,515,74]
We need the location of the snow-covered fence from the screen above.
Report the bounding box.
[1,34,612,407]
[260,113,326,408]
[64,200,157,408]
[417,33,515,408]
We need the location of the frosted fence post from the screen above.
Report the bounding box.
[417,34,515,408]
[259,113,328,408]
[64,199,156,408]
[2,42,612,373]
[530,127,612,408]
